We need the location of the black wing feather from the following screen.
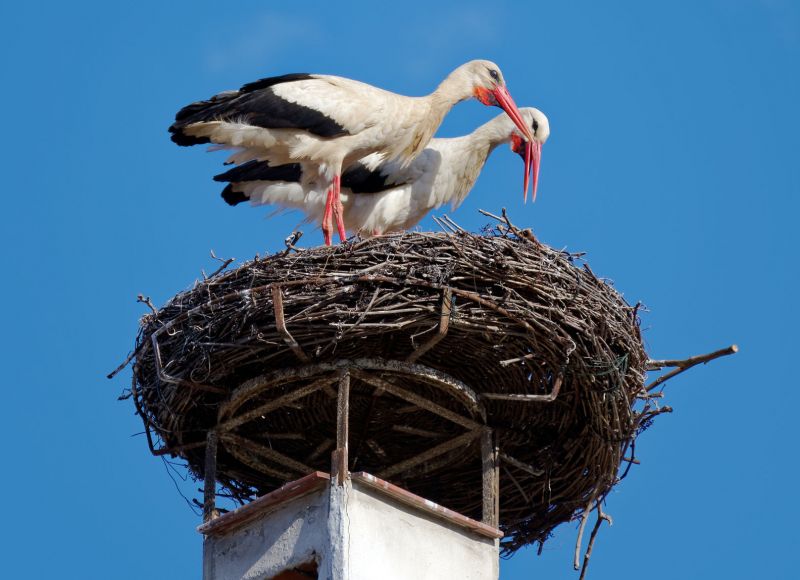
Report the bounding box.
[342,162,408,194]
[169,73,349,146]
[220,184,249,206]
[215,159,411,201]
[216,161,304,206]
[214,160,303,183]
[238,73,319,93]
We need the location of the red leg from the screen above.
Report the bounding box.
[331,174,347,242]
[322,184,334,246]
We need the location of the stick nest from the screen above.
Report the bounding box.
[129,227,652,554]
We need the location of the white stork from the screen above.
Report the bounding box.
[212,108,549,237]
[169,60,534,245]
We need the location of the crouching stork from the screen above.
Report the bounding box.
[168,60,534,245]
[214,107,549,236]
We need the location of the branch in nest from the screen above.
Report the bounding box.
[282,231,304,256]
[108,349,137,379]
[478,207,539,244]
[432,214,465,234]
[578,504,613,580]
[573,493,598,570]
[204,250,235,279]
[136,294,157,314]
[108,295,159,379]
[646,344,738,391]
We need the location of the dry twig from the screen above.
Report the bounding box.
[646,344,738,391]
[136,294,156,314]
[206,250,235,279]
[579,505,613,580]
[282,231,303,256]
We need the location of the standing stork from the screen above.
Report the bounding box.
[212,108,549,236]
[168,60,534,245]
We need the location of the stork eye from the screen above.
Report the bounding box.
[489,69,500,82]
[533,120,539,133]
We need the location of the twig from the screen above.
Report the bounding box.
[500,207,519,233]
[573,494,597,570]
[432,214,461,234]
[441,214,467,233]
[618,439,636,481]
[431,215,456,234]
[479,207,538,243]
[136,294,157,314]
[644,406,673,418]
[646,344,738,391]
[282,231,303,256]
[647,344,738,370]
[578,505,613,580]
[207,250,235,279]
[108,346,141,379]
[108,294,159,378]
[477,208,504,222]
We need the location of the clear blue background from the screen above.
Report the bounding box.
[1,1,797,578]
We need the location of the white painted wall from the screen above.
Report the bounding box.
[203,478,499,580]
[203,488,329,580]
[347,484,499,580]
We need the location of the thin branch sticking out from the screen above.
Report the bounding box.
[136,294,156,315]
[205,250,235,279]
[646,344,738,391]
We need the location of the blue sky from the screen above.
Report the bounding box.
[1,1,798,578]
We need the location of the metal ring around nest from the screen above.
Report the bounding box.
[218,358,487,430]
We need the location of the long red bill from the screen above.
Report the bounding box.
[523,140,532,203]
[531,139,542,202]
[493,85,535,143]
[523,139,542,203]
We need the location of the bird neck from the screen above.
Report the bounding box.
[394,67,478,163]
[432,134,495,208]
[430,66,476,108]
[438,114,518,206]
[472,114,516,149]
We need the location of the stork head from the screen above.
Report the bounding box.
[450,60,535,144]
[509,108,550,202]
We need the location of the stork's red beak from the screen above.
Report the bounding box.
[492,85,535,143]
[512,134,543,203]
[523,139,542,203]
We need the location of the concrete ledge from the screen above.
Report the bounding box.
[198,471,330,537]
[198,470,503,541]
[351,472,503,540]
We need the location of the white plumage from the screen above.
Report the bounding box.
[214,108,550,236]
[169,61,534,245]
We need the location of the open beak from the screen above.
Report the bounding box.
[493,85,535,143]
[522,139,542,203]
